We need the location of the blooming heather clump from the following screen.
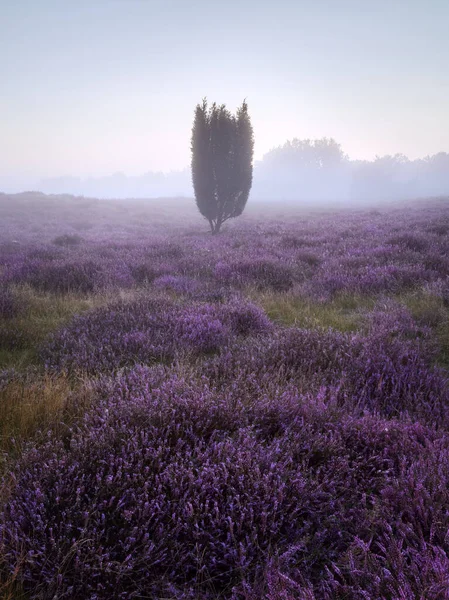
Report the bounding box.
[204,327,359,389]
[221,297,273,336]
[4,250,136,293]
[174,306,230,354]
[2,367,449,599]
[41,297,176,373]
[52,233,83,247]
[41,297,272,373]
[388,233,430,252]
[204,325,449,428]
[174,299,272,355]
[6,259,133,294]
[153,274,199,295]
[215,258,295,291]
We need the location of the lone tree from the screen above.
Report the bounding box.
[191,99,254,234]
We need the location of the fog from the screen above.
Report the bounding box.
[2,140,449,204]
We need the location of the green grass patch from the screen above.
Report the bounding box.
[400,292,447,329]
[250,290,374,332]
[398,291,449,369]
[436,320,449,369]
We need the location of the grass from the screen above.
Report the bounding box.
[251,287,449,370]
[436,320,449,368]
[401,291,447,328]
[250,289,373,333]
[0,374,71,458]
[401,290,449,368]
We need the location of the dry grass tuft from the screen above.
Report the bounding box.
[250,289,369,332]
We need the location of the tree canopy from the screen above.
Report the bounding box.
[191,99,254,233]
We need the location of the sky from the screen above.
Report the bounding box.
[1,0,448,180]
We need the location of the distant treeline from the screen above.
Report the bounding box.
[255,138,449,202]
[5,138,449,201]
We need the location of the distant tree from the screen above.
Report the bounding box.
[261,137,346,170]
[191,99,254,234]
[254,137,348,201]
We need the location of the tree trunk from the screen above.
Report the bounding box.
[212,220,222,234]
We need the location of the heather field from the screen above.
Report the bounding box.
[1,193,449,599]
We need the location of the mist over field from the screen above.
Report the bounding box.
[3,144,449,203]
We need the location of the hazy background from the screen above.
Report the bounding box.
[1,0,448,201]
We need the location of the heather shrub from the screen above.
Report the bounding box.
[424,279,449,308]
[5,253,136,293]
[423,253,449,277]
[0,368,18,392]
[189,286,232,303]
[387,233,429,252]
[41,297,272,373]
[30,247,64,261]
[174,305,230,354]
[41,297,177,373]
[296,251,322,267]
[202,329,354,392]
[147,242,185,260]
[280,234,309,249]
[346,337,449,426]
[153,274,199,295]
[304,264,433,300]
[129,262,160,284]
[2,368,449,599]
[427,222,449,236]
[365,300,433,347]
[0,326,27,351]
[221,298,273,336]
[204,324,449,427]
[215,259,294,291]
[7,260,101,294]
[174,299,272,354]
[52,233,83,247]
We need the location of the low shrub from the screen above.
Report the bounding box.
[41,297,272,373]
[52,234,83,247]
[1,367,448,599]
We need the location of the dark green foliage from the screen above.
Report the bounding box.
[191,99,254,234]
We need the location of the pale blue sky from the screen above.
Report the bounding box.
[1,0,448,179]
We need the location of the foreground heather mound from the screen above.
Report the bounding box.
[41,296,272,373]
[204,322,449,428]
[2,365,449,599]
